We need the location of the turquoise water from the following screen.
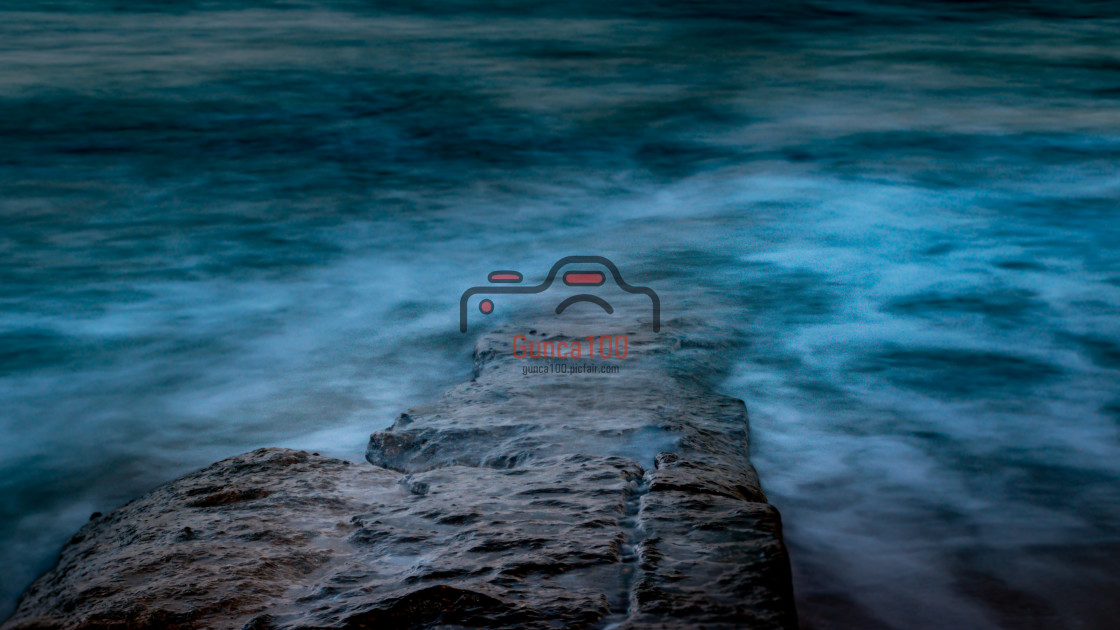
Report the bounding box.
[2,2,1119,627]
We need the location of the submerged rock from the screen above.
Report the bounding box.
[3,320,795,629]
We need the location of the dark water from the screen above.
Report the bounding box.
[2,2,1120,627]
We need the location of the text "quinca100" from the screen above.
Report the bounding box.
[512,334,629,359]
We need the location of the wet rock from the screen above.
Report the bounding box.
[626,491,796,629]
[366,322,759,482]
[4,449,641,630]
[368,319,796,628]
[4,318,796,629]
[365,431,421,470]
[649,452,767,503]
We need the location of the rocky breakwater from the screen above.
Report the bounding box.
[3,319,796,630]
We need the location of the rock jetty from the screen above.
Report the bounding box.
[3,319,796,630]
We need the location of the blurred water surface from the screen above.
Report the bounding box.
[2,2,1119,628]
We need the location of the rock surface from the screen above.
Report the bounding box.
[3,319,796,629]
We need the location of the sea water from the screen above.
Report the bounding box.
[1,2,1118,628]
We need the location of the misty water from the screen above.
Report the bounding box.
[2,2,1119,628]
